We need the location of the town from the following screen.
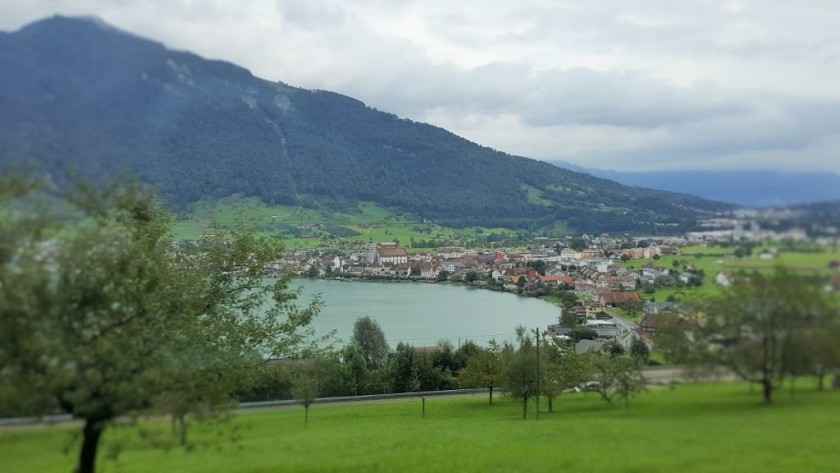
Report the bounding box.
[266,220,840,359]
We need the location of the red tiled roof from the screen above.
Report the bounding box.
[600,292,641,304]
[378,247,408,257]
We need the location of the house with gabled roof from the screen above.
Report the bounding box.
[376,244,408,265]
[597,291,642,308]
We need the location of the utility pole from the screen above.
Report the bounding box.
[534,327,540,420]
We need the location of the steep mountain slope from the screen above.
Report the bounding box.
[0,16,732,233]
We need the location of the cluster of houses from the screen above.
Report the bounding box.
[273,240,710,297]
[276,242,703,345]
[268,238,839,356]
[281,242,685,289]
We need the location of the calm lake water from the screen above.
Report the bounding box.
[291,279,560,348]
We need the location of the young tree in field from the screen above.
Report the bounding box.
[540,339,590,413]
[588,353,646,408]
[459,340,505,404]
[0,178,320,473]
[700,269,826,405]
[562,351,593,395]
[809,321,840,391]
[292,361,322,428]
[503,327,539,419]
[612,358,648,411]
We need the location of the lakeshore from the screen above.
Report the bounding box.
[292,278,561,347]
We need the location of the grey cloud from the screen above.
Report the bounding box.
[2,1,840,173]
[516,69,750,128]
[348,61,749,129]
[276,0,346,29]
[554,97,840,171]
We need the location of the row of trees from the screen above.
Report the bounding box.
[272,319,647,422]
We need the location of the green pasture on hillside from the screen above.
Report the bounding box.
[623,245,839,302]
[3,382,840,473]
[678,244,840,273]
[169,196,495,250]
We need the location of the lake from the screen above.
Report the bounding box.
[291,279,561,348]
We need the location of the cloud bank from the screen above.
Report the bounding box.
[2,0,839,173]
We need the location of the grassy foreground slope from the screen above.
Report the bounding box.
[2,382,839,473]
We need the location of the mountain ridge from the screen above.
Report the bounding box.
[0,16,732,233]
[548,160,840,207]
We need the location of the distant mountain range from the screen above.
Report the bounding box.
[549,161,840,208]
[0,16,733,233]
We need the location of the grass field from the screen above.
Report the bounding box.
[3,382,840,473]
[623,245,839,303]
[169,196,497,250]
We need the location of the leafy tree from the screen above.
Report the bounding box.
[526,260,547,276]
[699,269,826,404]
[416,349,455,391]
[625,301,645,319]
[342,344,367,395]
[503,327,539,419]
[653,317,691,364]
[569,327,598,341]
[569,238,588,251]
[553,290,579,308]
[588,353,646,408]
[559,311,578,329]
[541,341,589,412]
[810,323,840,390]
[391,342,420,393]
[432,340,458,374]
[0,179,320,473]
[459,341,505,404]
[630,337,651,365]
[603,340,626,358]
[350,316,390,371]
[452,340,482,372]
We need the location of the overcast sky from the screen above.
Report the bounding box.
[3,0,840,173]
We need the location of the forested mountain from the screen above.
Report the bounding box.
[0,16,732,233]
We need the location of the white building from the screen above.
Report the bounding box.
[585,319,620,338]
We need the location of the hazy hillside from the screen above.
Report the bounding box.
[549,161,840,207]
[0,16,733,233]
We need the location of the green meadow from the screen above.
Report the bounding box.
[623,245,840,303]
[170,196,514,250]
[3,382,839,473]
